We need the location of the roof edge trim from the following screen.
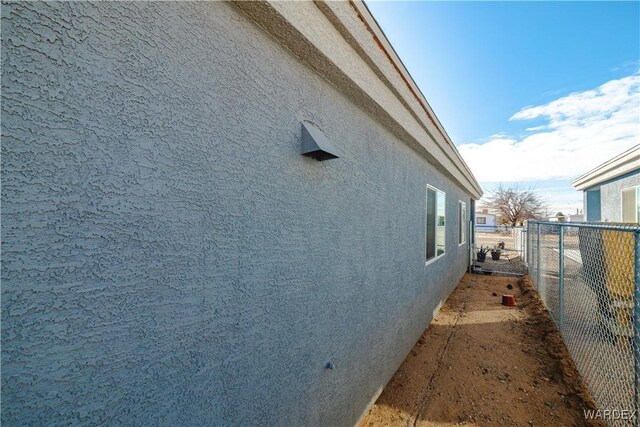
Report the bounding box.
[233,0,483,199]
[572,145,640,191]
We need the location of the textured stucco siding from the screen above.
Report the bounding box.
[2,2,472,426]
[585,171,640,222]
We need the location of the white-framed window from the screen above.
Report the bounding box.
[622,186,640,223]
[459,201,467,245]
[477,216,486,225]
[426,185,446,263]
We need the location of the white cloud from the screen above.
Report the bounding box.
[458,73,640,182]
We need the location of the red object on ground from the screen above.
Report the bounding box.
[502,294,517,306]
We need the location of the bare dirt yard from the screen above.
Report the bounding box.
[359,273,605,427]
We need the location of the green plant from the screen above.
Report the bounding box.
[477,246,489,262]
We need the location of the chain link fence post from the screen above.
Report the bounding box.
[527,222,532,267]
[536,222,541,289]
[559,224,564,332]
[634,230,640,415]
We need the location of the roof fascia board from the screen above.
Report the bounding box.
[572,145,640,191]
[343,1,479,184]
[233,0,483,199]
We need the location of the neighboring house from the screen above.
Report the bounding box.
[475,210,497,228]
[567,213,584,222]
[572,146,640,222]
[1,2,482,427]
[548,212,584,222]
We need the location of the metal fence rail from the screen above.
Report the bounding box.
[527,221,640,424]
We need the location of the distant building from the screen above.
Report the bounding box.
[548,210,583,222]
[547,211,584,222]
[567,213,584,222]
[548,212,566,222]
[475,210,497,228]
[572,146,640,222]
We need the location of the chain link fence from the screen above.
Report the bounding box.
[472,225,526,275]
[527,221,640,424]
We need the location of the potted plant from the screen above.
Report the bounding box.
[477,246,489,262]
[491,247,501,261]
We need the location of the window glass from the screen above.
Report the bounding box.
[436,191,446,256]
[622,187,638,223]
[426,188,436,260]
[459,202,467,244]
[636,187,640,223]
[426,186,445,262]
[477,217,486,225]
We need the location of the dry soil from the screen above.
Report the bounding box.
[359,273,605,427]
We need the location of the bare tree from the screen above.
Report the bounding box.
[481,184,547,226]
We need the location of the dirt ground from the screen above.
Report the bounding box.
[359,273,605,427]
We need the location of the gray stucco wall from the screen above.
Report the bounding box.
[585,171,640,222]
[1,2,473,426]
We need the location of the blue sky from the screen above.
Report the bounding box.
[367,1,640,215]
